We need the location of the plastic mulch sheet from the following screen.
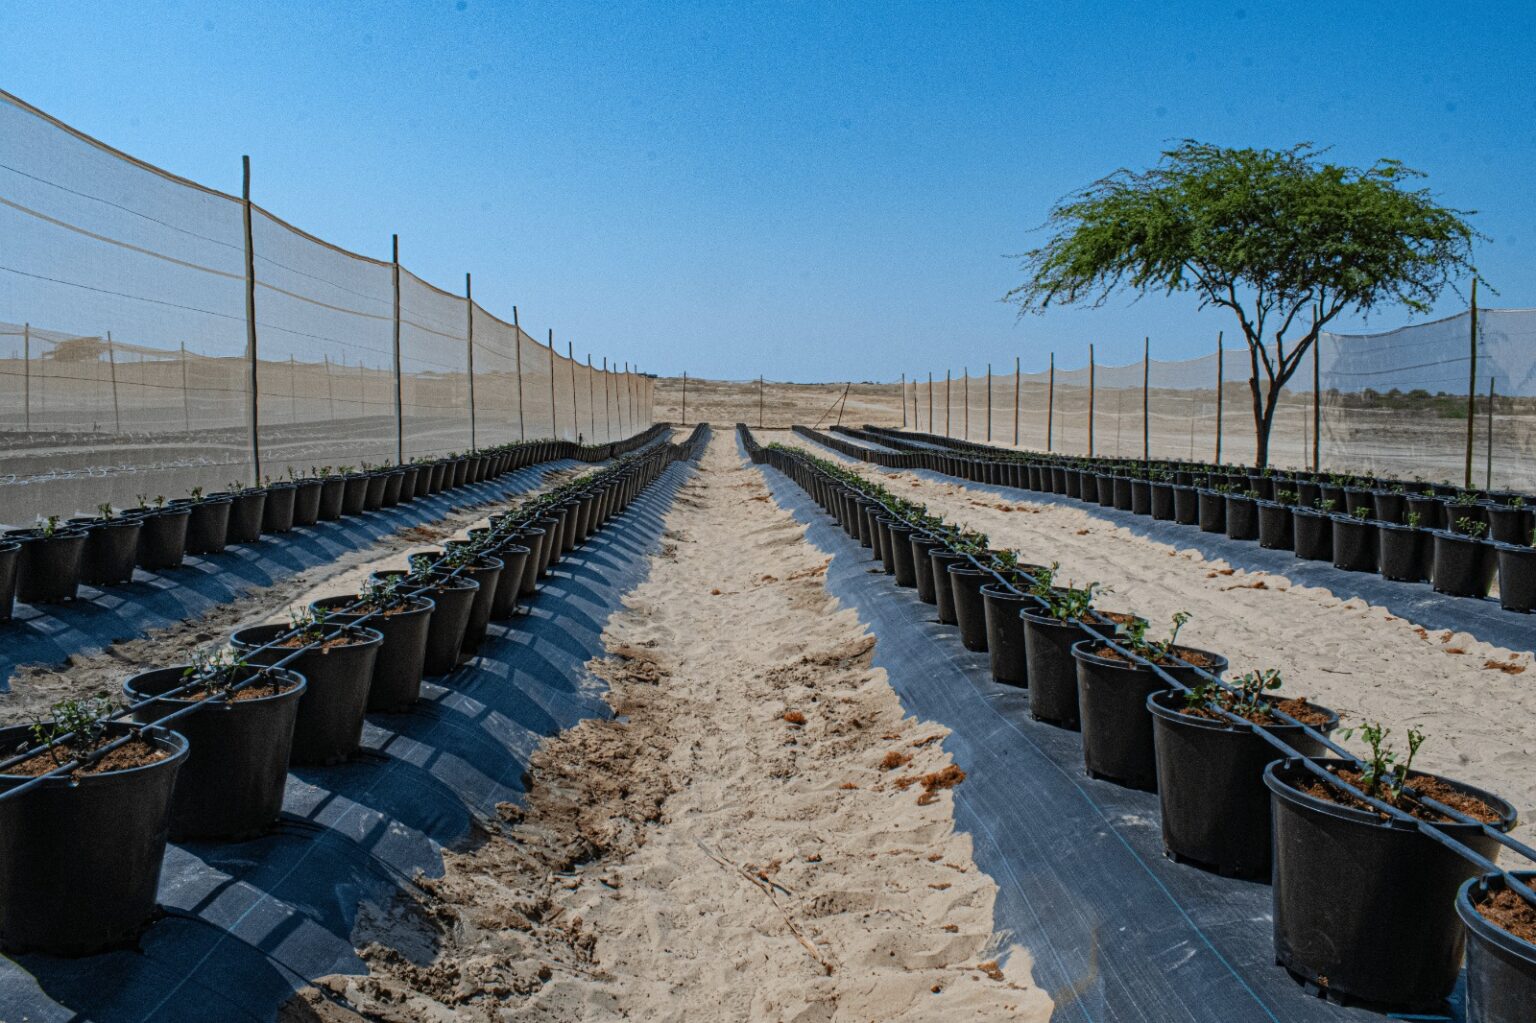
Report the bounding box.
[0,460,695,1023]
[747,434,1454,1023]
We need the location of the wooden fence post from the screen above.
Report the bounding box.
[512,306,526,440]
[1013,355,1020,446]
[465,272,476,450]
[1046,353,1055,452]
[242,155,263,479]
[1087,344,1096,457]
[1142,336,1150,463]
[1465,280,1479,488]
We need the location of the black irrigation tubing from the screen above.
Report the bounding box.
[0,425,707,802]
[742,422,1536,914]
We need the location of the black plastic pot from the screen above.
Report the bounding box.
[1095,474,1117,508]
[318,477,346,520]
[124,664,305,840]
[887,522,917,587]
[341,475,369,516]
[372,571,478,677]
[930,551,968,625]
[446,553,504,660]
[1457,871,1536,1023]
[221,490,267,544]
[1447,501,1490,535]
[230,623,383,765]
[980,584,1031,686]
[1172,485,1199,526]
[311,594,435,711]
[0,542,19,620]
[1129,479,1152,516]
[1405,494,1444,530]
[1265,758,1516,1009]
[0,722,188,955]
[69,517,142,586]
[1342,487,1375,517]
[1072,641,1227,791]
[1371,490,1407,525]
[872,516,894,574]
[261,484,297,533]
[173,497,231,555]
[514,527,546,598]
[1150,482,1175,520]
[487,543,531,619]
[1112,476,1134,511]
[1329,515,1377,573]
[911,535,943,604]
[363,472,387,511]
[1196,490,1226,533]
[1377,522,1430,582]
[1224,495,1258,541]
[292,479,323,526]
[133,506,191,571]
[380,470,405,508]
[5,528,87,604]
[1495,544,1536,613]
[1256,501,1293,550]
[1149,690,1337,878]
[1432,531,1497,598]
[1487,505,1533,545]
[1291,508,1333,562]
[947,563,993,651]
[1020,608,1089,729]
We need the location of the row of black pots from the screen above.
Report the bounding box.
[747,431,1532,1021]
[0,432,697,957]
[0,436,620,621]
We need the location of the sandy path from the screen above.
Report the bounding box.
[775,433,1536,833]
[287,433,1051,1022]
[2,466,589,725]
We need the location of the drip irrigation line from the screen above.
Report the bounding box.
[743,423,1536,915]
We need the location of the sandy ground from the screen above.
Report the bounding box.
[283,433,1051,1022]
[0,467,589,725]
[775,432,1536,834]
[653,377,905,430]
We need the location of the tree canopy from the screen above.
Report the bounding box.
[1006,140,1482,465]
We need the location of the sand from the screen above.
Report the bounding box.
[284,432,1052,1022]
[652,377,905,431]
[775,431,1536,834]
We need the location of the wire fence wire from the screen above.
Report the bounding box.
[0,89,654,526]
[908,308,1536,490]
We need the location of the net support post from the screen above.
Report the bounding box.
[242,155,262,481]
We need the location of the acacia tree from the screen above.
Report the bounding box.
[1006,141,1481,467]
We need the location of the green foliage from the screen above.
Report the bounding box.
[1185,667,1282,719]
[28,694,115,763]
[1406,510,1423,529]
[1350,506,1371,520]
[1341,722,1426,803]
[181,649,254,697]
[38,514,61,538]
[1457,516,1488,539]
[1121,611,1192,663]
[96,502,115,521]
[287,608,330,644]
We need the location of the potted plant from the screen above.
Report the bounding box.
[1433,518,1498,597]
[1371,483,1408,525]
[1264,726,1516,1008]
[130,494,192,571]
[310,578,435,712]
[433,544,504,662]
[945,535,994,652]
[68,504,143,587]
[1019,572,1141,731]
[0,695,188,954]
[124,653,305,840]
[1378,509,1432,583]
[171,486,233,556]
[1495,528,1536,613]
[1330,505,1378,573]
[1072,613,1228,791]
[1257,489,1295,550]
[1487,496,1532,545]
[1149,669,1337,877]
[213,480,268,544]
[371,563,478,677]
[979,552,1045,686]
[259,474,298,533]
[0,540,19,620]
[4,515,88,604]
[1291,499,1334,562]
[314,466,347,521]
[230,610,383,765]
[1224,488,1259,541]
[1456,870,1536,1023]
[1196,485,1227,532]
[289,467,324,526]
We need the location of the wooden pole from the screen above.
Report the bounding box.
[1013,355,1021,447]
[22,323,30,433]
[1465,280,1479,489]
[1142,336,1150,464]
[288,353,297,424]
[963,368,969,440]
[181,341,191,431]
[588,354,596,440]
[465,273,476,451]
[512,306,526,440]
[603,356,611,438]
[1486,376,1495,491]
[682,370,688,426]
[1215,335,1224,465]
[242,155,262,480]
[836,382,851,426]
[901,372,907,428]
[106,331,121,433]
[568,339,578,441]
[626,361,634,433]
[324,353,335,421]
[986,363,992,442]
[1311,318,1321,474]
[547,329,558,440]
[927,371,933,431]
[390,234,403,463]
[1046,353,1055,452]
[1087,344,1095,457]
[945,370,951,437]
[759,374,764,428]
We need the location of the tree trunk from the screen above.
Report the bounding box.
[1251,379,1284,469]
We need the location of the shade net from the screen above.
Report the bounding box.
[249,210,397,479]
[0,90,652,525]
[0,94,252,521]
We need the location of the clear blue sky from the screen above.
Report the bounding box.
[3,0,1532,380]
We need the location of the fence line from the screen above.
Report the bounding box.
[906,306,1536,491]
[0,88,655,523]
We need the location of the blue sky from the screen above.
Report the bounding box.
[3,0,1532,380]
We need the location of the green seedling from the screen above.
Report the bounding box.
[1339,721,1427,804]
[1275,489,1297,505]
[1314,498,1337,513]
[27,693,115,765]
[287,607,331,644]
[1406,510,1423,529]
[189,486,204,501]
[1457,517,1488,539]
[96,502,115,521]
[1351,506,1370,520]
[1453,491,1480,507]
[1121,611,1191,662]
[181,649,254,697]
[37,514,61,538]
[1185,667,1284,719]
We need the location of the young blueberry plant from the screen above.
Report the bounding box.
[1341,721,1427,804]
[1185,667,1282,719]
[27,694,117,765]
